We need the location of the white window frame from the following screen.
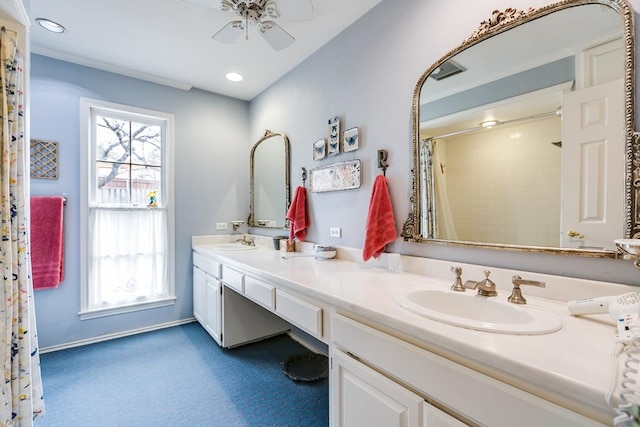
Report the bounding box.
[79,98,176,320]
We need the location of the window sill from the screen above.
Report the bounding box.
[79,297,177,320]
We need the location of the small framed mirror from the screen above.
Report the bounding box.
[248,129,290,228]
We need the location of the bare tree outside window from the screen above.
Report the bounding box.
[95,115,162,206]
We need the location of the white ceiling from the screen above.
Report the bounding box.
[28,0,383,100]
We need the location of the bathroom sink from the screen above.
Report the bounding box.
[396,289,561,335]
[204,243,259,251]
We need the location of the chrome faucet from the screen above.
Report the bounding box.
[464,270,498,297]
[508,275,545,304]
[236,235,256,246]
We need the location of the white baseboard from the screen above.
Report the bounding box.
[39,318,197,354]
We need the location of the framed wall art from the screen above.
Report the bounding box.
[309,159,361,193]
[343,127,359,152]
[313,138,326,160]
[327,115,340,156]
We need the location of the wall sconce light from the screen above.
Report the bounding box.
[230,220,245,231]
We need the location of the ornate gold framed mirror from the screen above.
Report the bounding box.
[248,129,290,229]
[403,0,636,257]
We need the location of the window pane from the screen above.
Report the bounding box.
[97,162,130,205]
[96,116,130,163]
[131,165,161,207]
[131,122,161,166]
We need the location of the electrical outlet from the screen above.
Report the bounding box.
[216,222,228,230]
[330,227,341,238]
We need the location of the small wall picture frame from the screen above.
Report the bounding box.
[343,127,359,152]
[313,138,326,160]
[327,115,340,156]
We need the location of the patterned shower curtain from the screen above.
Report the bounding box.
[0,29,45,425]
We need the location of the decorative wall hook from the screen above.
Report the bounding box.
[300,167,307,186]
[378,149,389,176]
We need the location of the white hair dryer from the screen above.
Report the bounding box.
[568,292,640,343]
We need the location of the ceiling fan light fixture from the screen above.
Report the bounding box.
[210,0,309,51]
[226,72,244,82]
[36,18,66,33]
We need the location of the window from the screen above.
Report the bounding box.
[80,98,175,319]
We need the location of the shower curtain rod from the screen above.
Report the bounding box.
[427,108,561,141]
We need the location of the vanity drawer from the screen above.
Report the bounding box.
[244,276,275,310]
[193,252,221,279]
[275,289,322,337]
[222,266,244,293]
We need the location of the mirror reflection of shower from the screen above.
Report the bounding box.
[421,107,562,247]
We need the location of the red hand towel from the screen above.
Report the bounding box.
[286,186,310,241]
[363,175,396,261]
[30,196,65,290]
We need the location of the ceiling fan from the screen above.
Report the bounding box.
[186,0,313,51]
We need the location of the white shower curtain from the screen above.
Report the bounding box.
[432,140,457,240]
[420,138,457,240]
[0,29,45,425]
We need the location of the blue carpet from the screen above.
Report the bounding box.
[36,322,329,426]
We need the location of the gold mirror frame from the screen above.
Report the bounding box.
[402,0,636,257]
[248,129,291,228]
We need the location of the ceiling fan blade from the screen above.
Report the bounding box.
[212,20,245,43]
[258,21,295,51]
[267,0,312,21]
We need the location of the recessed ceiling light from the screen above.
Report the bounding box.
[480,120,500,128]
[225,72,243,82]
[36,18,66,34]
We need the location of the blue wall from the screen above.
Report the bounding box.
[31,54,251,348]
[31,0,640,348]
[250,0,640,285]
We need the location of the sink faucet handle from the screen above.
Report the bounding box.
[449,266,465,292]
[464,270,497,297]
[508,275,545,304]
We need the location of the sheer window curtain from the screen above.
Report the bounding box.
[88,208,169,308]
[0,29,45,425]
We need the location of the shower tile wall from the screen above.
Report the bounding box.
[444,116,561,247]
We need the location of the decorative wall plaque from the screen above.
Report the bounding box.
[30,139,59,180]
[309,159,361,193]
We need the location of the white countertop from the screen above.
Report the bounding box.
[192,235,636,424]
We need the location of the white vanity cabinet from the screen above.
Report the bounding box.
[192,251,289,348]
[330,313,604,427]
[331,347,464,427]
[193,253,222,344]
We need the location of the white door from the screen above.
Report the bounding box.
[561,78,624,250]
[330,349,424,427]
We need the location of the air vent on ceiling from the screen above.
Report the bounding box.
[430,60,466,81]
